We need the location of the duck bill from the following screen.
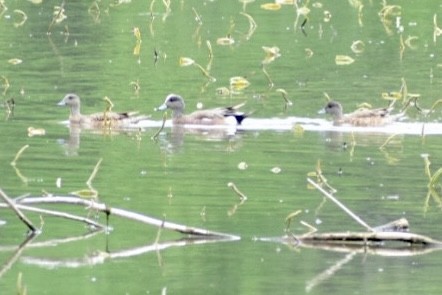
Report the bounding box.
[317,108,326,115]
[155,103,167,111]
[57,99,66,106]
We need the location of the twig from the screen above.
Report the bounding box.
[15,195,240,239]
[0,189,37,232]
[307,178,374,232]
[0,202,106,229]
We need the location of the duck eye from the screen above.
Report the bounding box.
[68,95,75,100]
[169,96,178,102]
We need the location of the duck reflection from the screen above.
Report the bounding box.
[155,125,243,154]
[320,130,404,164]
[58,124,143,156]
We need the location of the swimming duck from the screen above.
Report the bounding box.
[58,93,148,128]
[320,101,403,126]
[155,94,248,125]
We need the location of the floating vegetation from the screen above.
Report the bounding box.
[179,57,216,82]
[10,145,29,184]
[229,76,250,91]
[227,182,247,216]
[133,27,142,57]
[260,3,281,11]
[284,209,302,233]
[216,36,235,46]
[335,55,355,65]
[102,96,114,129]
[304,48,314,58]
[0,75,11,96]
[300,18,307,36]
[129,79,140,95]
[294,0,311,33]
[237,161,248,170]
[270,167,281,174]
[151,111,167,141]
[109,0,132,7]
[240,12,257,40]
[261,65,273,88]
[262,46,281,64]
[292,123,304,135]
[192,7,202,26]
[27,127,46,137]
[350,40,365,54]
[88,1,101,23]
[48,4,67,33]
[216,87,230,96]
[323,10,332,22]
[71,158,103,200]
[276,0,294,4]
[4,98,14,118]
[276,88,293,109]
[13,9,27,27]
[307,159,337,194]
[378,4,401,35]
[16,272,27,295]
[7,58,22,65]
[421,154,442,212]
[227,182,247,201]
[238,0,254,12]
[433,14,442,43]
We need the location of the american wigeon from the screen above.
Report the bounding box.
[58,93,148,127]
[155,94,247,125]
[321,101,403,126]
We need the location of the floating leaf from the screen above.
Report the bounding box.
[350,40,365,53]
[323,10,332,22]
[133,27,141,41]
[238,161,248,170]
[293,123,304,135]
[53,5,67,24]
[261,3,281,10]
[275,0,294,4]
[335,55,355,65]
[13,9,28,27]
[382,92,402,102]
[27,127,46,137]
[179,57,195,67]
[230,76,250,91]
[216,36,235,46]
[70,189,98,199]
[271,167,282,174]
[8,58,23,65]
[262,46,281,64]
[133,42,141,56]
[216,87,230,96]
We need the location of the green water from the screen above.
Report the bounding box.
[1,1,442,294]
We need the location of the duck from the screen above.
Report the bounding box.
[57,93,148,128]
[320,100,403,127]
[155,94,248,125]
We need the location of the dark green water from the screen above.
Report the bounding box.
[0,1,442,294]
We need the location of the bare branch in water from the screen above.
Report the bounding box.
[0,189,37,233]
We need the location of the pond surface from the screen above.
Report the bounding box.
[0,0,442,294]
